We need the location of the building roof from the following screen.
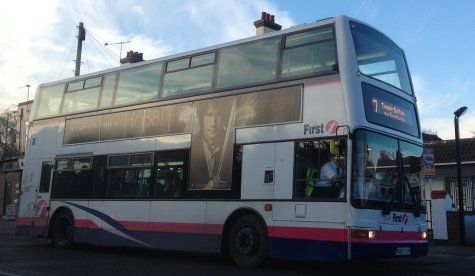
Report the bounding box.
[424,138,475,164]
[431,190,449,199]
[422,133,443,142]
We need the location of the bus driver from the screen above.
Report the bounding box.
[317,155,344,197]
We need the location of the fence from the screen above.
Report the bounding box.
[446,177,475,211]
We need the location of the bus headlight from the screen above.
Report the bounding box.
[352,229,377,239]
[421,231,428,239]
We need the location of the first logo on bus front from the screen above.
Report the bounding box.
[393,213,408,225]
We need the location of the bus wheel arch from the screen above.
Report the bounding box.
[222,208,268,267]
[49,207,75,249]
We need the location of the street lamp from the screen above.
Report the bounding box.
[454,106,467,245]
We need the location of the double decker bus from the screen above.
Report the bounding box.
[17,15,428,267]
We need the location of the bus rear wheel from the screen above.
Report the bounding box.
[52,210,74,249]
[228,214,268,267]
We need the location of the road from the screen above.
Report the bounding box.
[0,235,474,276]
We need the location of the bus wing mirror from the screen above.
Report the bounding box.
[335,125,353,140]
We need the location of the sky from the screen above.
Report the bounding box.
[1,0,474,139]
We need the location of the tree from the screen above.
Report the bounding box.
[0,105,19,159]
[422,128,438,135]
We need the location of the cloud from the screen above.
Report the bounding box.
[354,0,379,21]
[131,6,147,19]
[414,73,475,139]
[421,112,475,140]
[413,75,456,116]
[0,0,294,109]
[0,1,63,103]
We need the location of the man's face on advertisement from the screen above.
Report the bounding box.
[202,103,224,145]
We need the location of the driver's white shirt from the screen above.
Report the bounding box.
[319,160,338,187]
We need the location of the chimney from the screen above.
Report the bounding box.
[254,12,282,35]
[120,51,145,65]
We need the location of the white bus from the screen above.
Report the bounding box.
[17,15,428,267]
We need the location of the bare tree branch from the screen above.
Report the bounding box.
[0,105,19,159]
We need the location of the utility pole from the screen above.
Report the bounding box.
[75,22,86,76]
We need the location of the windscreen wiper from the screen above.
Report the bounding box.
[398,151,421,217]
[381,178,399,216]
[402,175,420,217]
[381,151,402,216]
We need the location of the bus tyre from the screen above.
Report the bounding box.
[228,214,268,268]
[52,211,74,249]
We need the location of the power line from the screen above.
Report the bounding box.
[85,31,116,67]
[87,31,118,62]
[58,38,77,79]
[86,28,121,59]
[86,28,112,47]
[104,40,131,66]
[83,40,89,72]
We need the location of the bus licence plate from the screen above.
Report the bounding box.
[395,247,411,256]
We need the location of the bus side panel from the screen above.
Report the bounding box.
[271,202,348,261]
[269,237,347,261]
[17,158,53,237]
[28,119,60,161]
[268,221,348,262]
[148,201,210,252]
[97,201,151,246]
[18,119,59,236]
[241,143,276,199]
[17,159,43,236]
[274,142,294,200]
[57,200,212,252]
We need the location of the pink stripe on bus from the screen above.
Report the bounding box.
[73,219,223,235]
[21,215,427,245]
[143,221,222,235]
[268,226,347,242]
[16,216,48,227]
[75,219,100,228]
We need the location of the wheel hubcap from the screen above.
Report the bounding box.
[235,226,258,255]
[59,218,71,241]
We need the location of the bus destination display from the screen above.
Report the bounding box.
[362,82,419,137]
[371,97,413,125]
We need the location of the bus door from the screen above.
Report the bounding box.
[33,160,53,230]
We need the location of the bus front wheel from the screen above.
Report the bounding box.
[228,214,268,267]
[52,210,74,249]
